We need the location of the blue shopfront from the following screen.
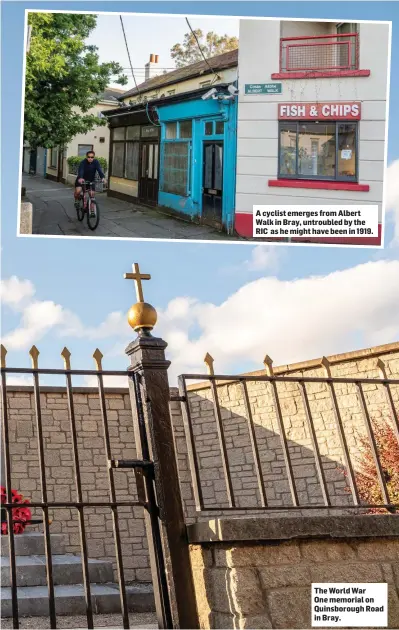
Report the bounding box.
[155,91,237,232]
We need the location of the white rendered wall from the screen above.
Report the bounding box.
[236,20,390,223]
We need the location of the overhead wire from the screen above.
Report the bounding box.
[119,15,140,94]
[119,15,160,125]
[185,17,221,84]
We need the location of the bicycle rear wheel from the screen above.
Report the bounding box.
[87,198,100,230]
[76,196,84,222]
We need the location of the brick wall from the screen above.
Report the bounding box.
[171,344,399,522]
[187,515,399,629]
[4,342,399,582]
[5,388,150,583]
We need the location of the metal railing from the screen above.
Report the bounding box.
[280,33,359,73]
[177,369,399,514]
[1,350,172,629]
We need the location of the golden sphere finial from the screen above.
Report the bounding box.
[127,302,158,332]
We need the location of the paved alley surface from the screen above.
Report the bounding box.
[24,176,234,241]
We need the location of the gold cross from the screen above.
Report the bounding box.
[124,263,151,303]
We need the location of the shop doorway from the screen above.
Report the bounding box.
[202,141,223,228]
[139,141,159,206]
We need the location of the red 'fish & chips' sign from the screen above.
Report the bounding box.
[278,102,361,120]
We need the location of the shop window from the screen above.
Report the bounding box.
[205,121,213,136]
[125,142,139,180]
[113,127,125,141]
[141,125,159,138]
[278,121,357,182]
[179,120,192,139]
[215,121,225,135]
[78,144,93,157]
[111,143,124,178]
[165,122,177,139]
[126,126,140,140]
[162,142,189,196]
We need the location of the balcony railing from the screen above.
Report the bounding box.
[280,33,359,74]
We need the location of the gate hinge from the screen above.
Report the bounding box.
[170,395,186,402]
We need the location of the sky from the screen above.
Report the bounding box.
[1,1,399,389]
[87,14,240,90]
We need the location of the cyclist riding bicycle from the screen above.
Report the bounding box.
[74,150,105,215]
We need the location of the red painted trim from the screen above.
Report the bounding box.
[280,33,359,42]
[235,213,382,246]
[271,70,370,80]
[268,180,370,192]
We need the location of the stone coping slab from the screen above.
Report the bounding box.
[187,515,399,543]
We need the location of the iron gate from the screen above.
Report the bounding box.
[177,368,399,514]
[1,353,172,629]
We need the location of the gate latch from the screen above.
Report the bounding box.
[109,459,153,505]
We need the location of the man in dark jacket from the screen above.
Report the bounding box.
[74,150,105,208]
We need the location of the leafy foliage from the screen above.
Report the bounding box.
[350,420,399,513]
[24,13,127,148]
[170,30,238,68]
[67,155,107,174]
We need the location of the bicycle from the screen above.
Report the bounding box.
[76,180,100,231]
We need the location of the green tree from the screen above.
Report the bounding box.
[24,13,127,149]
[170,30,238,68]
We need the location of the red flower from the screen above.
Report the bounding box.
[1,486,32,534]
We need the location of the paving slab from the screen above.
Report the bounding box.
[23,175,236,241]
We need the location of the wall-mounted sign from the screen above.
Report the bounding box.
[278,102,361,120]
[245,83,282,95]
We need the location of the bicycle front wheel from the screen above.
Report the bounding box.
[87,199,100,231]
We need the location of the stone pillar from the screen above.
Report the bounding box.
[126,334,199,629]
[123,264,198,629]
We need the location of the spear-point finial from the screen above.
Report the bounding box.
[29,345,40,369]
[124,263,157,335]
[204,352,214,376]
[93,348,103,371]
[376,357,387,378]
[263,354,274,376]
[0,344,7,368]
[320,356,332,378]
[61,347,71,370]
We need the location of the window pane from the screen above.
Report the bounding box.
[279,123,297,176]
[180,120,192,139]
[141,125,159,138]
[298,123,335,177]
[215,121,224,135]
[154,144,159,180]
[125,142,139,180]
[163,142,189,195]
[50,148,58,168]
[204,145,213,188]
[205,121,213,136]
[78,144,93,157]
[214,145,223,189]
[337,123,356,179]
[142,144,147,177]
[112,143,124,177]
[165,122,177,139]
[126,126,140,140]
[113,127,125,141]
[148,144,154,178]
